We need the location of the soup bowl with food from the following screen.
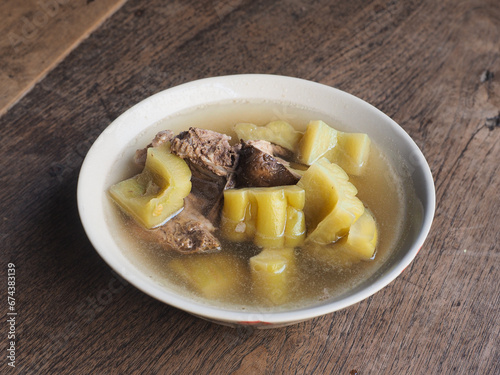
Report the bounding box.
[77,74,435,328]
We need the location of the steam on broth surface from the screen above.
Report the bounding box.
[106,100,407,312]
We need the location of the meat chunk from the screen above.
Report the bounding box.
[131,194,221,254]
[170,127,241,223]
[170,127,240,177]
[236,140,301,188]
[186,163,236,223]
[246,139,295,161]
[151,130,175,148]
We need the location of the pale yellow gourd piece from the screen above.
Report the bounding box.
[303,210,377,267]
[297,120,338,165]
[109,144,192,228]
[244,195,258,239]
[250,248,296,305]
[298,158,364,244]
[252,188,288,248]
[221,186,306,248]
[325,132,371,175]
[342,209,378,259]
[168,253,246,299]
[234,120,302,151]
[284,206,306,247]
[303,243,365,269]
[284,184,306,209]
[220,189,250,242]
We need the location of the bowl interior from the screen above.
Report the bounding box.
[78,75,435,325]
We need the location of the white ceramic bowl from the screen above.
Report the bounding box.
[77,74,435,328]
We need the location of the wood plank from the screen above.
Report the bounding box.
[0,0,126,116]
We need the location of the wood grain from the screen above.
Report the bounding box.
[1,0,499,374]
[0,0,126,116]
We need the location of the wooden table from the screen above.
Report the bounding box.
[1,0,499,373]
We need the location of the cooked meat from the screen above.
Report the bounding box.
[170,127,240,177]
[170,127,241,223]
[188,163,226,203]
[247,140,295,162]
[131,194,221,254]
[186,163,226,223]
[134,130,175,166]
[151,130,175,147]
[134,148,148,167]
[236,140,301,188]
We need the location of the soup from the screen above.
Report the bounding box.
[106,101,407,312]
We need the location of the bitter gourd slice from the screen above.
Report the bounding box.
[325,132,371,175]
[250,247,296,305]
[298,158,364,244]
[109,144,192,228]
[297,120,338,165]
[221,186,306,248]
[234,121,302,151]
[341,209,378,259]
[168,253,246,299]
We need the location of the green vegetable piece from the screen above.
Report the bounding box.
[168,253,246,299]
[109,144,192,229]
[298,158,364,244]
[304,209,378,270]
[221,186,306,248]
[250,248,296,305]
[297,120,338,165]
[234,121,302,151]
[285,206,306,247]
[252,188,288,248]
[303,242,364,269]
[341,209,378,259]
[325,132,371,175]
[220,189,250,242]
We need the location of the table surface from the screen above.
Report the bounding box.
[0,0,125,116]
[1,0,499,374]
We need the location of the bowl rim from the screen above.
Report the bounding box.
[77,74,436,325]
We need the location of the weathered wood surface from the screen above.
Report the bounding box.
[1,0,499,373]
[0,0,126,116]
